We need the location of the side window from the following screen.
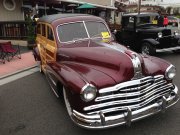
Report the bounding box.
[37,24,41,34]
[136,16,150,25]
[47,26,54,41]
[42,24,46,37]
[122,16,134,29]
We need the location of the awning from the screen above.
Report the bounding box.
[59,0,117,10]
[77,3,96,9]
[26,0,117,10]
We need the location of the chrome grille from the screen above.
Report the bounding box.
[162,29,171,36]
[83,75,174,115]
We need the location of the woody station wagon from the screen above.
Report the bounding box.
[33,14,179,129]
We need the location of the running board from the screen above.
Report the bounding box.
[156,46,180,53]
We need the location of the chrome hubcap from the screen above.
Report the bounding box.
[142,46,150,55]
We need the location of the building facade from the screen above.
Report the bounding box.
[0,0,24,21]
[0,0,119,43]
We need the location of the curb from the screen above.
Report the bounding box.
[0,64,38,80]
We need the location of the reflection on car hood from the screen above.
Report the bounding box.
[57,40,135,88]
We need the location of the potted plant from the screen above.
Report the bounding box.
[26,15,36,49]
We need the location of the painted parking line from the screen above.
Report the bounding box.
[0,67,39,86]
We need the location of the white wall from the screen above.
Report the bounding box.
[0,0,24,21]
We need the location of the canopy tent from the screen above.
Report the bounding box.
[77,3,96,9]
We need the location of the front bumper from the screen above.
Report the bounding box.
[70,86,179,129]
[155,35,180,52]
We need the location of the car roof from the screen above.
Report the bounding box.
[38,13,93,23]
[123,12,158,17]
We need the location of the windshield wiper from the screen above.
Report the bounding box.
[91,33,102,38]
[72,38,85,42]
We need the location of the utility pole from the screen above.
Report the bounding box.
[138,0,141,14]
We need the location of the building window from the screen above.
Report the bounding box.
[3,0,16,11]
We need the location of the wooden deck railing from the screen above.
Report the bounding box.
[0,21,28,40]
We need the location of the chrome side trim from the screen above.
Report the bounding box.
[46,72,59,97]
[156,46,180,52]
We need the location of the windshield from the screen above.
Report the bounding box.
[136,15,158,26]
[57,21,110,43]
[57,22,88,42]
[85,22,109,38]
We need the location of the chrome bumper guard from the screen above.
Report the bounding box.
[71,86,179,129]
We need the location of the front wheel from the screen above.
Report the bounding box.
[141,42,156,55]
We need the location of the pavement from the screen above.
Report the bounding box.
[0,51,37,80]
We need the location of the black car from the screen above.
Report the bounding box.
[115,12,180,55]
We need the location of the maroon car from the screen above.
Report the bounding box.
[33,14,179,129]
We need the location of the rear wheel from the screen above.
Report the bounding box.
[141,42,156,55]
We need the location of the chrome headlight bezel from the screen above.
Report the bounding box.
[174,31,179,36]
[81,84,97,102]
[158,32,162,38]
[165,65,176,80]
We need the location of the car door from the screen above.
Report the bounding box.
[36,23,47,72]
[36,23,57,72]
[121,16,136,47]
[45,25,57,63]
[45,25,58,94]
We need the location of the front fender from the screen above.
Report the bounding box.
[142,39,159,46]
[172,35,180,45]
[141,55,170,77]
[46,62,93,112]
[47,62,87,94]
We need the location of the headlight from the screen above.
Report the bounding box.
[81,84,97,102]
[174,31,179,36]
[165,65,176,80]
[158,32,162,38]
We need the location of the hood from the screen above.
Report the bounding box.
[138,26,169,32]
[57,40,136,89]
[137,26,171,38]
